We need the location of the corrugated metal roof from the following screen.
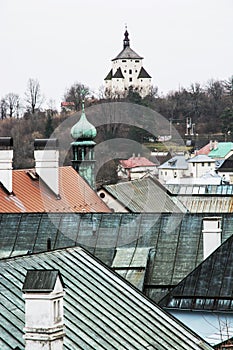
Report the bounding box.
[179,196,233,213]
[0,166,110,213]
[0,246,213,350]
[104,177,187,213]
[1,212,233,304]
[159,234,233,312]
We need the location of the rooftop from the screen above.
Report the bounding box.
[0,166,110,213]
[120,156,156,169]
[0,246,213,350]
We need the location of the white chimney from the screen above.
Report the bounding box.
[0,137,13,193]
[22,269,65,350]
[209,140,213,150]
[202,217,222,260]
[214,140,218,150]
[34,139,59,197]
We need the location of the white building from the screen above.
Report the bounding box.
[104,29,152,98]
[188,154,216,178]
[158,155,190,183]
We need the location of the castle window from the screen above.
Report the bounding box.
[124,70,127,73]
[129,77,132,82]
[122,60,126,62]
[129,69,132,74]
[135,60,139,62]
[135,70,137,73]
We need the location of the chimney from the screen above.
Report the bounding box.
[34,139,59,196]
[202,217,222,260]
[0,137,13,193]
[22,269,65,350]
[214,140,218,150]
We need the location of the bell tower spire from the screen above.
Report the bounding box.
[123,25,130,49]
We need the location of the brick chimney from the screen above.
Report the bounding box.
[22,269,65,350]
[0,137,13,193]
[34,139,59,197]
[202,217,222,260]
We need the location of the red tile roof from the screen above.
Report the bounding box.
[120,156,156,169]
[0,166,110,213]
[196,142,211,155]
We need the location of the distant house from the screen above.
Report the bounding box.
[158,155,189,183]
[97,176,187,213]
[188,154,216,178]
[0,246,213,350]
[159,224,233,347]
[61,101,75,111]
[117,154,158,180]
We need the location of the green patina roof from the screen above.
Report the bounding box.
[71,107,97,141]
[208,142,233,158]
[71,140,96,146]
[0,245,212,350]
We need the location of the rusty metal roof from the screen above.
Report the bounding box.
[0,166,110,213]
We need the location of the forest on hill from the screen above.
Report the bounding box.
[0,77,232,176]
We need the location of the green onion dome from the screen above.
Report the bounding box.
[71,109,97,140]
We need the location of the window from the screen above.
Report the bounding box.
[165,171,167,176]
[192,163,195,167]
[129,77,132,82]
[124,70,127,73]
[54,299,61,323]
[135,60,139,62]
[135,70,137,73]
[141,79,143,82]
[208,162,211,166]
[129,69,132,74]
[99,192,105,198]
[174,172,177,178]
[122,60,126,62]
[202,163,204,167]
[161,171,163,175]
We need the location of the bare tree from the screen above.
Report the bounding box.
[0,98,7,119]
[5,93,20,118]
[25,78,43,114]
[64,82,90,111]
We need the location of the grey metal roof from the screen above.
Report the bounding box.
[188,155,215,163]
[112,67,124,78]
[112,46,143,60]
[158,155,188,170]
[159,233,233,312]
[0,246,213,350]
[103,177,187,213]
[137,66,151,79]
[22,269,63,292]
[0,212,233,304]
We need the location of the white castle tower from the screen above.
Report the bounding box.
[104,28,152,98]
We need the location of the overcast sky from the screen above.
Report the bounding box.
[1,0,232,110]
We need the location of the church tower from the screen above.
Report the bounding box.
[104,28,152,98]
[71,98,96,189]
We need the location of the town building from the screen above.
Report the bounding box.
[117,154,158,180]
[158,154,189,183]
[104,28,152,98]
[0,246,213,350]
